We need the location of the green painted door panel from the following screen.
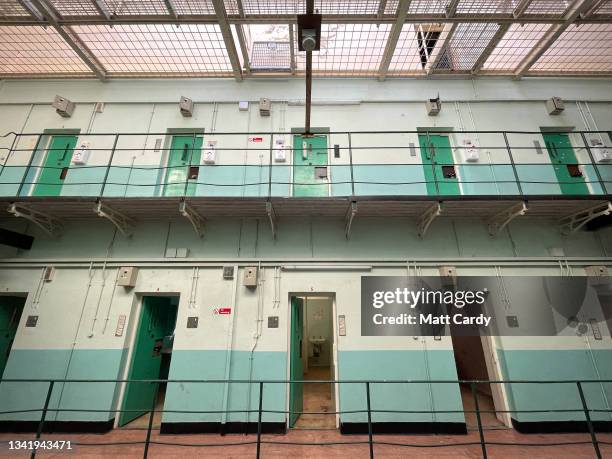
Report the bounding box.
[543,133,589,196]
[289,297,304,427]
[164,135,203,197]
[32,135,77,196]
[418,134,460,196]
[119,297,177,426]
[293,135,328,197]
[0,297,24,378]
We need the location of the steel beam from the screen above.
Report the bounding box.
[581,0,607,18]
[25,0,107,81]
[487,202,527,236]
[94,200,134,237]
[418,202,442,238]
[377,0,388,21]
[514,0,593,78]
[211,0,243,81]
[163,0,178,19]
[471,23,510,74]
[17,0,44,21]
[266,201,277,239]
[179,200,206,238]
[8,203,62,237]
[446,0,460,17]
[426,23,457,75]
[345,201,358,240]
[559,202,612,235]
[513,0,533,18]
[234,24,251,73]
[92,0,111,20]
[289,23,297,74]
[378,0,412,80]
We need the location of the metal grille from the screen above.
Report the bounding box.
[170,0,216,15]
[388,23,438,74]
[525,0,571,17]
[72,24,233,76]
[0,0,30,17]
[104,0,170,16]
[482,23,550,71]
[442,22,500,71]
[0,25,93,75]
[48,0,100,16]
[457,0,516,15]
[593,0,612,17]
[531,23,612,73]
[408,0,448,15]
[296,23,391,75]
[251,40,290,70]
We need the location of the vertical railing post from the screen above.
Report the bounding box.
[143,381,160,459]
[256,381,263,459]
[31,380,54,459]
[348,132,355,197]
[577,381,602,459]
[580,132,606,195]
[502,132,523,198]
[471,382,487,459]
[100,134,119,198]
[0,133,18,179]
[17,134,43,198]
[268,133,274,198]
[365,382,374,459]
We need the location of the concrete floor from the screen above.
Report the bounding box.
[123,385,166,429]
[294,366,336,429]
[0,430,610,458]
[459,384,506,430]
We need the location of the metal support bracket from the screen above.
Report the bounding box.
[94,200,134,236]
[487,202,528,236]
[8,203,62,237]
[266,201,277,240]
[418,202,442,238]
[559,202,612,235]
[179,200,206,238]
[344,201,358,240]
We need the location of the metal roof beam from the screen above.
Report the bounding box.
[377,0,388,21]
[514,0,593,78]
[234,24,250,73]
[26,0,107,81]
[211,0,243,81]
[581,0,607,18]
[471,23,510,74]
[92,0,111,20]
[513,0,533,18]
[16,0,44,21]
[378,0,412,80]
[289,22,297,74]
[163,0,178,19]
[446,0,460,17]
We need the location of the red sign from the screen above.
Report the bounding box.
[215,307,232,315]
[249,137,263,143]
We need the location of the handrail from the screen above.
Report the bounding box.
[0,377,608,458]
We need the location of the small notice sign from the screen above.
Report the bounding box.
[214,307,232,315]
[249,137,264,142]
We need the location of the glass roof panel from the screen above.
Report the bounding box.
[483,23,550,71]
[0,25,92,75]
[72,24,233,75]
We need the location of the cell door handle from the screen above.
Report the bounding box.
[182,143,189,162]
[60,144,70,162]
[299,339,302,358]
[427,143,435,160]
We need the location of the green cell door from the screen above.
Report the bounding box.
[32,135,78,196]
[543,133,589,195]
[164,135,203,197]
[418,134,460,196]
[0,297,25,377]
[293,135,329,197]
[119,297,178,426]
[289,297,304,427]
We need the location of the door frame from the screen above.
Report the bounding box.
[290,128,331,198]
[113,292,181,428]
[161,129,205,197]
[286,293,339,428]
[416,131,462,196]
[479,334,512,427]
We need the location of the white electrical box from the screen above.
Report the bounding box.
[72,141,91,165]
[179,96,194,117]
[52,95,75,118]
[259,98,271,116]
[117,267,138,287]
[462,139,479,162]
[591,139,612,163]
[238,101,249,111]
[203,140,217,164]
[243,266,258,287]
[546,97,565,115]
[274,137,289,162]
[426,98,441,116]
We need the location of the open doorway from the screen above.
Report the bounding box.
[451,334,511,430]
[289,295,336,429]
[119,296,178,428]
[0,295,26,378]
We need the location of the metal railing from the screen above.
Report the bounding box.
[0,130,611,199]
[0,377,611,458]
